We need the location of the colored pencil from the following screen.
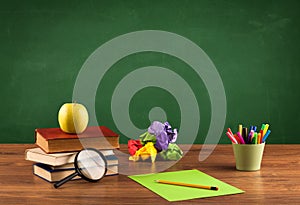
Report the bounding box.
[155,180,219,191]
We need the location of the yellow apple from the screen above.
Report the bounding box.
[58,103,89,134]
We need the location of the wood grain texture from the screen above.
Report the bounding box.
[0,144,299,204]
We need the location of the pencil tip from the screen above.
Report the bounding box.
[211,187,218,191]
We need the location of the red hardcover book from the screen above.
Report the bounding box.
[35,126,119,153]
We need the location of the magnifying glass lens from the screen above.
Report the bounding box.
[54,148,107,188]
[77,149,107,180]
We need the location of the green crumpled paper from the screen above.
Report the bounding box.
[159,143,183,160]
[139,132,156,145]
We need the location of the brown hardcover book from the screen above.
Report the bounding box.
[33,163,118,182]
[35,126,119,153]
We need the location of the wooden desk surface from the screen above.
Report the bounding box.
[0,144,299,204]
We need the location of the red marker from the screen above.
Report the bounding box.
[227,128,234,136]
[226,132,238,144]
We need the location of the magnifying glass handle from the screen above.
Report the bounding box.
[54,172,78,189]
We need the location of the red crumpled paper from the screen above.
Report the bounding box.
[128,139,143,156]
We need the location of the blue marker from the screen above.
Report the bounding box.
[262,130,271,143]
[253,126,257,132]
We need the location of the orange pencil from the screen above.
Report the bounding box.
[257,133,262,144]
[155,180,218,190]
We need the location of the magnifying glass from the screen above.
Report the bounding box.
[54,148,107,188]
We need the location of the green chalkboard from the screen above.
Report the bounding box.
[0,0,299,144]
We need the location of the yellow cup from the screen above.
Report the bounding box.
[232,143,265,171]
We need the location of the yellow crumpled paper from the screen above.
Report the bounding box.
[129,142,157,163]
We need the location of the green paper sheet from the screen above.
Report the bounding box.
[128,169,244,202]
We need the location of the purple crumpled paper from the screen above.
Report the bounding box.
[164,122,178,143]
[148,121,178,151]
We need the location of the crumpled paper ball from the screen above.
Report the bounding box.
[128,139,143,156]
[129,142,157,163]
[139,132,156,146]
[159,143,183,161]
[148,121,177,151]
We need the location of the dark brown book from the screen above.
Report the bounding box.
[33,163,118,182]
[35,126,119,153]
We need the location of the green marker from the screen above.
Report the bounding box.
[252,132,258,144]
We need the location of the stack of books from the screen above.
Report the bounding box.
[25,126,120,183]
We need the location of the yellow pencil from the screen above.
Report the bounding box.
[155,180,219,190]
